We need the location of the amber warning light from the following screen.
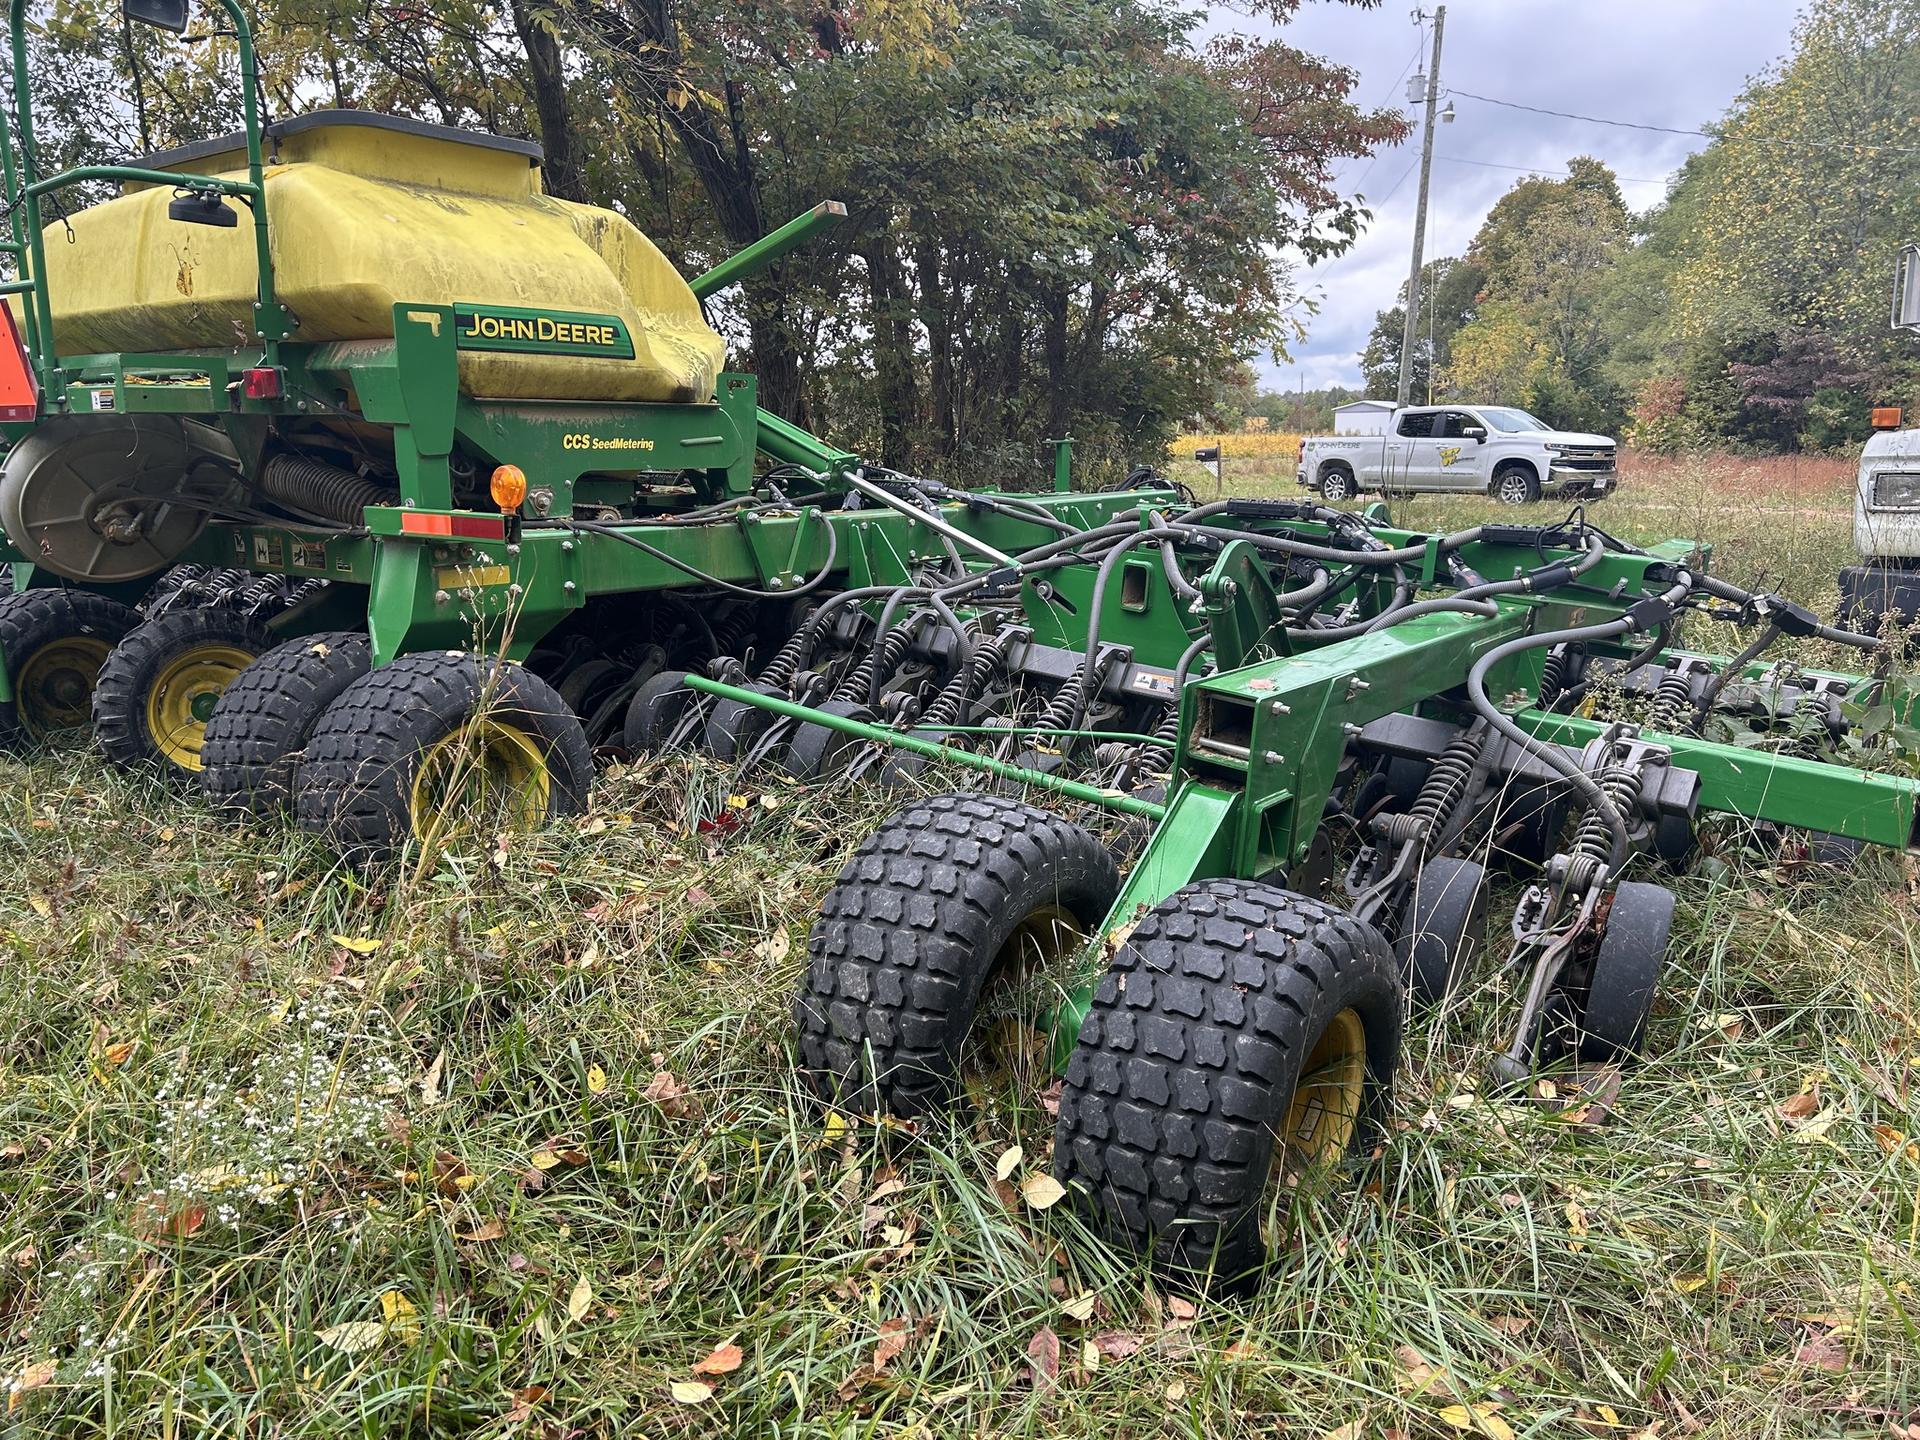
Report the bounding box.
[490,463,529,513]
[0,305,39,422]
[1872,406,1903,430]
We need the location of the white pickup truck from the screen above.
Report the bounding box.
[1297,404,1617,505]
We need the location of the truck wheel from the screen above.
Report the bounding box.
[200,631,371,817]
[0,589,138,749]
[1055,880,1400,1293]
[1493,464,1540,506]
[92,607,270,776]
[796,793,1118,1117]
[295,650,593,864]
[1318,466,1355,504]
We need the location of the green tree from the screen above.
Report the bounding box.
[1359,255,1483,401]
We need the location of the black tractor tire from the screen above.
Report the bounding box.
[295,650,593,864]
[795,792,1119,1117]
[1318,465,1355,504]
[1579,881,1677,1060]
[1054,880,1401,1293]
[1396,856,1489,1002]
[200,631,372,817]
[92,607,270,776]
[1492,464,1541,506]
[0,589,138,748]
[622,668,701,752]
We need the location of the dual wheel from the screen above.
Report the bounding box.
[798,793,1679,1290]
[0,589,590,863]
[795,793,1403,1292]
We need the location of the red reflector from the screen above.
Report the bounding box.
[0,303,39,422]
[1872,405,1903,430]
[398,512,506,541]
[242,366,282,400]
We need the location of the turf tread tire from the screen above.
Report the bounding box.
[295,650,593,864]
[200,631,372,816]
[1054,879,1401,1291]
[0,589,138,748]
[796,792,1119,1117]
[91,607,270,773]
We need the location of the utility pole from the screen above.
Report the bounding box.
[1396,5,1445,410]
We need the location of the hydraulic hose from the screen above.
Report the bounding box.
[1463,572,1694,874]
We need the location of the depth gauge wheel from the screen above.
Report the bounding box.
[200,631,371,817]
[295,650,592,864]
[1577,880,1676,1060]
[622,668,702,752]
[92,607,269,776]
[1054,880,1400,1293]
[795,793,1118,1117]
[1395,856,1489,1002]
[0,589,138,748]
[783,699,878,781]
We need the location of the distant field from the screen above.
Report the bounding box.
[3,452,1917,1437]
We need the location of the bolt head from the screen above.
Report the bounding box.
[433,588,450,605]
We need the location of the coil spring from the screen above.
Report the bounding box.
[1567,763,1643,879]
[258,454,400,526]
[833,611,923,704]
[1644,665,1693,733]
[710,605,754,659]
[1035,659,1088,735]
[1376,727,1485,848]
[1139,701,1181,769]
[919,630,1009,729]
[1538,646,1568,709]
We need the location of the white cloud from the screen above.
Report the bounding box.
[1216,0,1804,392]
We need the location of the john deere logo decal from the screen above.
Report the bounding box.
[1438,444,1462,466]
[454,304,635,360]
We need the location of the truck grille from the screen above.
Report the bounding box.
[1554,447,1615,472]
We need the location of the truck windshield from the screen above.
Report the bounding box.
[1478,407,1550,433]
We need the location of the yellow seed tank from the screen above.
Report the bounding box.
[24,112,726,404]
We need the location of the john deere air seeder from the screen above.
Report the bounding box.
[4,0,1915,1291]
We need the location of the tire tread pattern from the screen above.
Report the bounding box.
[1054,878,1401,1286]
[201,631,371,815]
[796,792,1118,1116]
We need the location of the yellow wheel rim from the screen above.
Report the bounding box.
[407,717,551,852]
[1280,1008,1368,1168]
[145,643,255,770]
[979,904,1085,1071]
[15,636,111,739]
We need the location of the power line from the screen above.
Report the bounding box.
[1435,153,1670,187]
[1446,86,1920,156]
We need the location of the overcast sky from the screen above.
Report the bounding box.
[1217,0,1804,394]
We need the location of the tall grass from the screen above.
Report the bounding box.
[3,457,1918,1437]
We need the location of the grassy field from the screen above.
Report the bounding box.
[5,453,1920,1438]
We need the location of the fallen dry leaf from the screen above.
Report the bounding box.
[458,1217,507,1242]
[874,1317,910,1372]
[692,1341,744,1376]
[995,1144,1024,1183]
[669,1380,713,1404]
[1093,1330,1142,1360]
[1794,1331,1848,1372]
[1060,1293,1097,1322]
[1020,1172,1066,1210]
[330,934,382,954]
[316,1320,384,1353]
[1436,1403,1515,1439]
[1166,1295,1197,1321]
[1026,1325,1060,1389]
[567,1274,592,1324]
[8,1359,55,1412]
[1778,1090,1819,1122]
